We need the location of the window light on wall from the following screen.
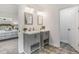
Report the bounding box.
[24,6,34,14]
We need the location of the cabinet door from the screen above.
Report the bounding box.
[43,31,49,40]
[30,33,40,46]
[24,33,40,53]
[24,34,31,53]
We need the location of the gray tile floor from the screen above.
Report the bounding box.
[35,45,78,54]
[0,39,78,54]
[60,42,78,53]
[32,43,79,54]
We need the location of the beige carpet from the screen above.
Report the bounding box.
[0,38,18,54]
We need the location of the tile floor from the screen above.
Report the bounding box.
[0,39,78,54]
[36,45,78,54]
[60,42,78,53]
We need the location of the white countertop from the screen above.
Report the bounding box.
[24,31,40,35]
[40,30,49,32]
[24,30,49,35]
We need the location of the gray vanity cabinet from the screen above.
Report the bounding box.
[41,31,49,48]
[23,31,49,54]
[23,33,41,54]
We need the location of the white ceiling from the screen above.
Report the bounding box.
[26,4,79,11]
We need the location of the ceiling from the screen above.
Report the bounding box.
[26,4,79,11]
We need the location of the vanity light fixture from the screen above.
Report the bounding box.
[24,6,34,14]
[37,11,44,16]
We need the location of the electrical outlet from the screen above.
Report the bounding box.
[68,28,71,31]
[78,44,79,46]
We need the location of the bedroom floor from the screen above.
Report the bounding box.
[0,39,18,54]
[0,39,78,54]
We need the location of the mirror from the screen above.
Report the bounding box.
[37,15,43,25]
[24,12,33,25]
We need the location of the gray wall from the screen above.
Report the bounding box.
[0,4,18,18]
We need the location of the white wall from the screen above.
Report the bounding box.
[18,5,25,53]
[0,4,18,18]
[43,8,60,47]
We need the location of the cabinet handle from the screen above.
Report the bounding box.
[78,27,79,30]
[68,28,71,31]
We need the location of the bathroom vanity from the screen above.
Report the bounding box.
[23,30,49,54]
[18,5,49,53]
[23,31,40,53]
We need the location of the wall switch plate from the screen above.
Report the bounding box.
[68,28,71,31]
[78,44,79,46]
[78,27,79,30]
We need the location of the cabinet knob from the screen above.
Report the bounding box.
[19,30,20,32]
[78,27,79,30]
[68,28,71,31]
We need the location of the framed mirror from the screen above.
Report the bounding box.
[24,12,33,25]
[37,15,43,25]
